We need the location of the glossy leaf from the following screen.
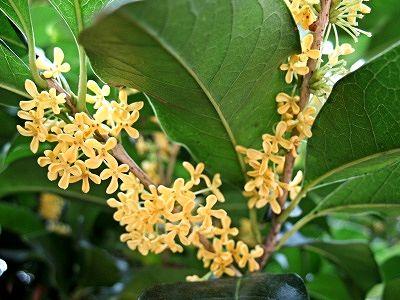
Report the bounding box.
[139,273,308,300]
[0,42,30,100]
[305,43,400,188]
[48,0,113,39]
[0,0,32,39]
[80,0,299,184]
[0,10,27,56]
[304,241,381,295]
[313,162,400,215]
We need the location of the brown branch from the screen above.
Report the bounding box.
[259,0,332,268]
[46,79,78,115]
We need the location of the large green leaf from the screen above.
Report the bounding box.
[0,157,106,205]
[304,241,381,297]
[139,273,308,300]
[383,278,400,300]
[0,10,27,56]
[305,43,400,188]
[312,162,400,215]
[80,0,299,184]
[48,0,113,40]
[0,202,44,236]
[0,42,30,99]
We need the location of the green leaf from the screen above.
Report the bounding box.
[48,0,113,40]
[306,273,352,300]
[304,241,381,296]
[78,245,120,287]
[0,42,30,100]
[0,157,106,205]
[79,0,299,184]
[312,162,400,215]
[0,202,44,236]
[0,10,27,56]
[383,278,400,300]
[305,43,400,188]
[0,0,32,40]
[139,273,308,300]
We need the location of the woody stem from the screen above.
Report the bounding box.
[259,0,332,269]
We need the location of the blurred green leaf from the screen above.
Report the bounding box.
[304,241,381,296]
[381,256,400,282]
[0,202,44,236]
[80,0,299,185]
[306,273,352,300]
[78,244,120,287]
[306,43,400,188]
[0,10,27,56]
[139,273,308,300]
[0,157,106,205]
[383,278,400,300]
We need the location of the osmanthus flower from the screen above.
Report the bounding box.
[299,34,321,62]
[120,172,143,194]
[200,238,236,277]
[201,173,225,202]
[287,170,303,200]
[276,92,300,116]
[287,106,316,139]
[165,221,191,246]
[39,193,64,222]
[236,241,264,272]
[19,80,46,111]
[17,109,48,153]
[290,0,319,30]
[58,130,96,163]
[84,137,118,168]
[329,0,371,41]
[197,195,227,230]
[280,55,309,84]
[86,80,110,109]
[100,158,130,194]
[214,216,239,243]
[183,161,205,185]
[69,160,101,193]
[36,47,71,79]
[328,43,355,65]
[48,157,82,189]
[262,121,293,153]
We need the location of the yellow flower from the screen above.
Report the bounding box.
[183,161,204,185]
[280,55,309,84]
[201,173,225,202]
[262,121,293,153]
[198,195,227,230]
[287,106,316,139]
[299,34,321,62]
[58,131,96,163]
[17,109,48,153]
[120,172,143,194]
[292,5,317,30]
[208,238,235,277]
[46,88,66,114]
[69,160,101,193]
[39,193,64,222]
[100,159,129,194]
[48,157,82,189]
[165,220,191,246]
[276,92,300,116]
[287,170,303,200]
[36,47,71,78]
[328,43,355,65]
[214,216,239,243]
[86,80,110,109]
[84,137,118,168]
[236,241,263,272]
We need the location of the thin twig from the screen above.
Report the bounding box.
[165,144,181,185]
[259,0,332,268]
